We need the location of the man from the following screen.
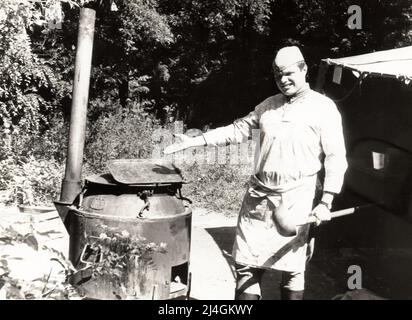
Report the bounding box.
[164,46,347,300]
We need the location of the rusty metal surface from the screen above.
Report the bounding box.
[66,160,191,299]
[81,193,185,218]
[61,158,191,299]
[68,207,192,300]
[107,159,183,185]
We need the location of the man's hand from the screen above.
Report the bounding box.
[311,203,332,226]
[163,134,194,154]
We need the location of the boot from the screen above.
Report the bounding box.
[281,288,304,300]
[235,291,260,300]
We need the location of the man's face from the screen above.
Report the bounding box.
[273,63,307,96]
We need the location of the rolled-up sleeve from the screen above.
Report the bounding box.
[203,106,261,146]
[320,101,348,194]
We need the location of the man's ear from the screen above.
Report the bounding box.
[302,64,308,73]
[302,65,308,78]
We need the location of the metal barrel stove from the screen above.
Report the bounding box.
[65,159,191,300]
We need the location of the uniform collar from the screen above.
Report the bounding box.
[285,83,311,103]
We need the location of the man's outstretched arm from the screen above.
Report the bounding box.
[163,102,265,154]
[163,134,207,154]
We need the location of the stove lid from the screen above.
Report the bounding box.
[106,159,183,185]
[85,173,118,185]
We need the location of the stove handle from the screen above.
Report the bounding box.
[180,196,192,207]
[137,200,150,217]
[137,190,152,218]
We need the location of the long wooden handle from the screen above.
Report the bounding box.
[304,205,370,225]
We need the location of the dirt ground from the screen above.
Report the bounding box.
[189,203,412,300]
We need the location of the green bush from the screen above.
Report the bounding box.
[0,115,68,205]
[84,101,160,174]
[181,161,248,215]
[175,141,255,215]
[0,156,63,205]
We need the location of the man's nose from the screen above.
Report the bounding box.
[279,77,288,85]
[280,75,289,83]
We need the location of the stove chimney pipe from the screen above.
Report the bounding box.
[55,8,95,222]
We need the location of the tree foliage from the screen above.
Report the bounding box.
[0,0,411,206]
[0,0,82,133]
[1,0,411,133]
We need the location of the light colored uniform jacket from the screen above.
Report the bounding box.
[203,85,347,272]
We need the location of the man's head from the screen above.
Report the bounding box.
[272,46,308,96]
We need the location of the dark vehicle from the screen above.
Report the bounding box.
[311,46,412,299]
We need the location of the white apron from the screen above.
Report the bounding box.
[232,174,317,272]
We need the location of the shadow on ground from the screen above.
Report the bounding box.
[205,226,237,279]
[203,209,412,300]
[203,226,335,300]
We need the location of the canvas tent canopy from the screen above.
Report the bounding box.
[322,45,412,83]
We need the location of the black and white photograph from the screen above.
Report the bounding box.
[0,0,411,305]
